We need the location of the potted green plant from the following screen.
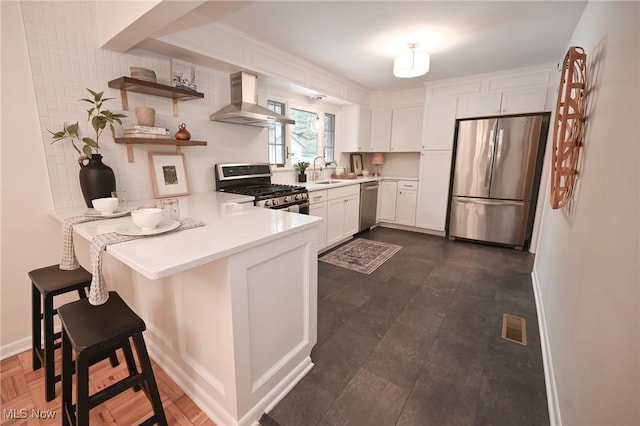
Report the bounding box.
[294,161,310,182]
[49,89,126,207]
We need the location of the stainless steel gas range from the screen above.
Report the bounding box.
[215,163,309,214]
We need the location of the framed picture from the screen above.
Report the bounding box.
[350,153,364,176]
[149,152,190,198]
[170,58,197,91]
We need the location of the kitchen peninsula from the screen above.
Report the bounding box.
[50,192,321,426]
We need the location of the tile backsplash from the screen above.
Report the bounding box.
[21,1,268,208]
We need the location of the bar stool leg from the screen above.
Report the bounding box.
[132,334,168,426]
[43,295,56,401]
[76,354,91,426]
[61,329,73,426]
[31,285,42,370]
[121,339,142,392]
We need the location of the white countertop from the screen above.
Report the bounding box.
[50,192,321,280]
[293,176,418,191]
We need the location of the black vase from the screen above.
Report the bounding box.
[79,154,116,207]
[298,172,307,183]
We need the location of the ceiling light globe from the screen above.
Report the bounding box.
[393,52,430,78]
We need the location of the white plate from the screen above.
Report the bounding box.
[84,209,130,218]
[115,219,180,236]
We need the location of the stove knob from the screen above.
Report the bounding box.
[284,196,290,203]
[294,194,302,201]
[264,200,271,207]
[272,199,279,206]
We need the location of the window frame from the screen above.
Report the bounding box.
[267,100,286,167]
[267,95,339,168]
[324,112,336,164]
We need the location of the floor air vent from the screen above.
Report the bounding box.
[501,314,527,345]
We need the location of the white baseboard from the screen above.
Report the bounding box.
[531,268,562,426]
[0,336,31,361]
[0,325,64,361]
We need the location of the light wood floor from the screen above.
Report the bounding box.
[0,347,217,425]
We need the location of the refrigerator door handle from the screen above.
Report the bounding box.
[496,129,504,164]
[456,198,524,207]
[485,129,495,187]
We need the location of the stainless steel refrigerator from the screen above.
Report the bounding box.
[448,114,549,248]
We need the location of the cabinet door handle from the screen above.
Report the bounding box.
[313,196,323,200]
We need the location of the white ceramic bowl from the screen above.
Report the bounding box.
[131,208,163,231]
[92,197,119,215]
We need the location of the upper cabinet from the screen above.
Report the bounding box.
[390,106,424,152]
[456,86,548,118]
[369,106,392,152]
[422,97,458,150]
[366,105,424,153]
[340,104,371,152]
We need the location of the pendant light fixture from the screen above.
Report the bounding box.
[313,114,324,132]
[393,42,430,78]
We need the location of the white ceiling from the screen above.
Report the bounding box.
[164,1,587,92]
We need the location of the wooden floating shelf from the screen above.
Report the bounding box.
[108,76,204,117]
[115,137,207,163]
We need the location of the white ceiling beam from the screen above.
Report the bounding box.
[96,0,206,52]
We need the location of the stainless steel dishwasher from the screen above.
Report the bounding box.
[359,181,379,232]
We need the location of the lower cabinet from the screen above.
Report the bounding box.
[395,181,417,226]
[377,181,397,221]
[308,189,329,250]
[326,185,360,247]
[377,180,418,226]
[415,150,453,231]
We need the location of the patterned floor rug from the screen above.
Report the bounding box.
[319,238,402,274]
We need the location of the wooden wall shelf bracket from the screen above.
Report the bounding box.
[114,138,207,163]
[108,77,204,117]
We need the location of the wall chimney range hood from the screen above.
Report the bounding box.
[209,72,295,127]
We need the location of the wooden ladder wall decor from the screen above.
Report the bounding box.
[550,46,587,209]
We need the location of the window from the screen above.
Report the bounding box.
[324,113,335,163]
[289,108,318,164]
[267,100,285,166]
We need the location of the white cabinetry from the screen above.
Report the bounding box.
[377,180,418,226]
[456,86,548,118]
[377,180,397,221]
[422,97,458,150]
[308,190,328,251]
[390,106,424,151]
[415,151,453,231]
[369,106,392,152]
[395,181,418,226]
[341,104,371,152]
[326,185,360,246]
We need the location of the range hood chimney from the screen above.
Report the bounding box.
[209,72,295,127]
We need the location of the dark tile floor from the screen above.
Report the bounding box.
[260,227,549,426]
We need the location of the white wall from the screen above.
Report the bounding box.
[0,1,62,355]
[20,1,268,209]
[532,2,639,425]
[0,0,281,354]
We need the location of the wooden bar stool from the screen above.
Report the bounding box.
[58,291,167,426]
[29,264,119,401]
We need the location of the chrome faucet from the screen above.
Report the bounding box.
[312,156,326,181]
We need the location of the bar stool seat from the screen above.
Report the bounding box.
[29,264,119,401]
[59,291,167,426]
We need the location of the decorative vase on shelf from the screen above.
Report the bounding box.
[175,123,191,140]
[298,172,307,183]
[79,154,116,207]
[135,106,155,127]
